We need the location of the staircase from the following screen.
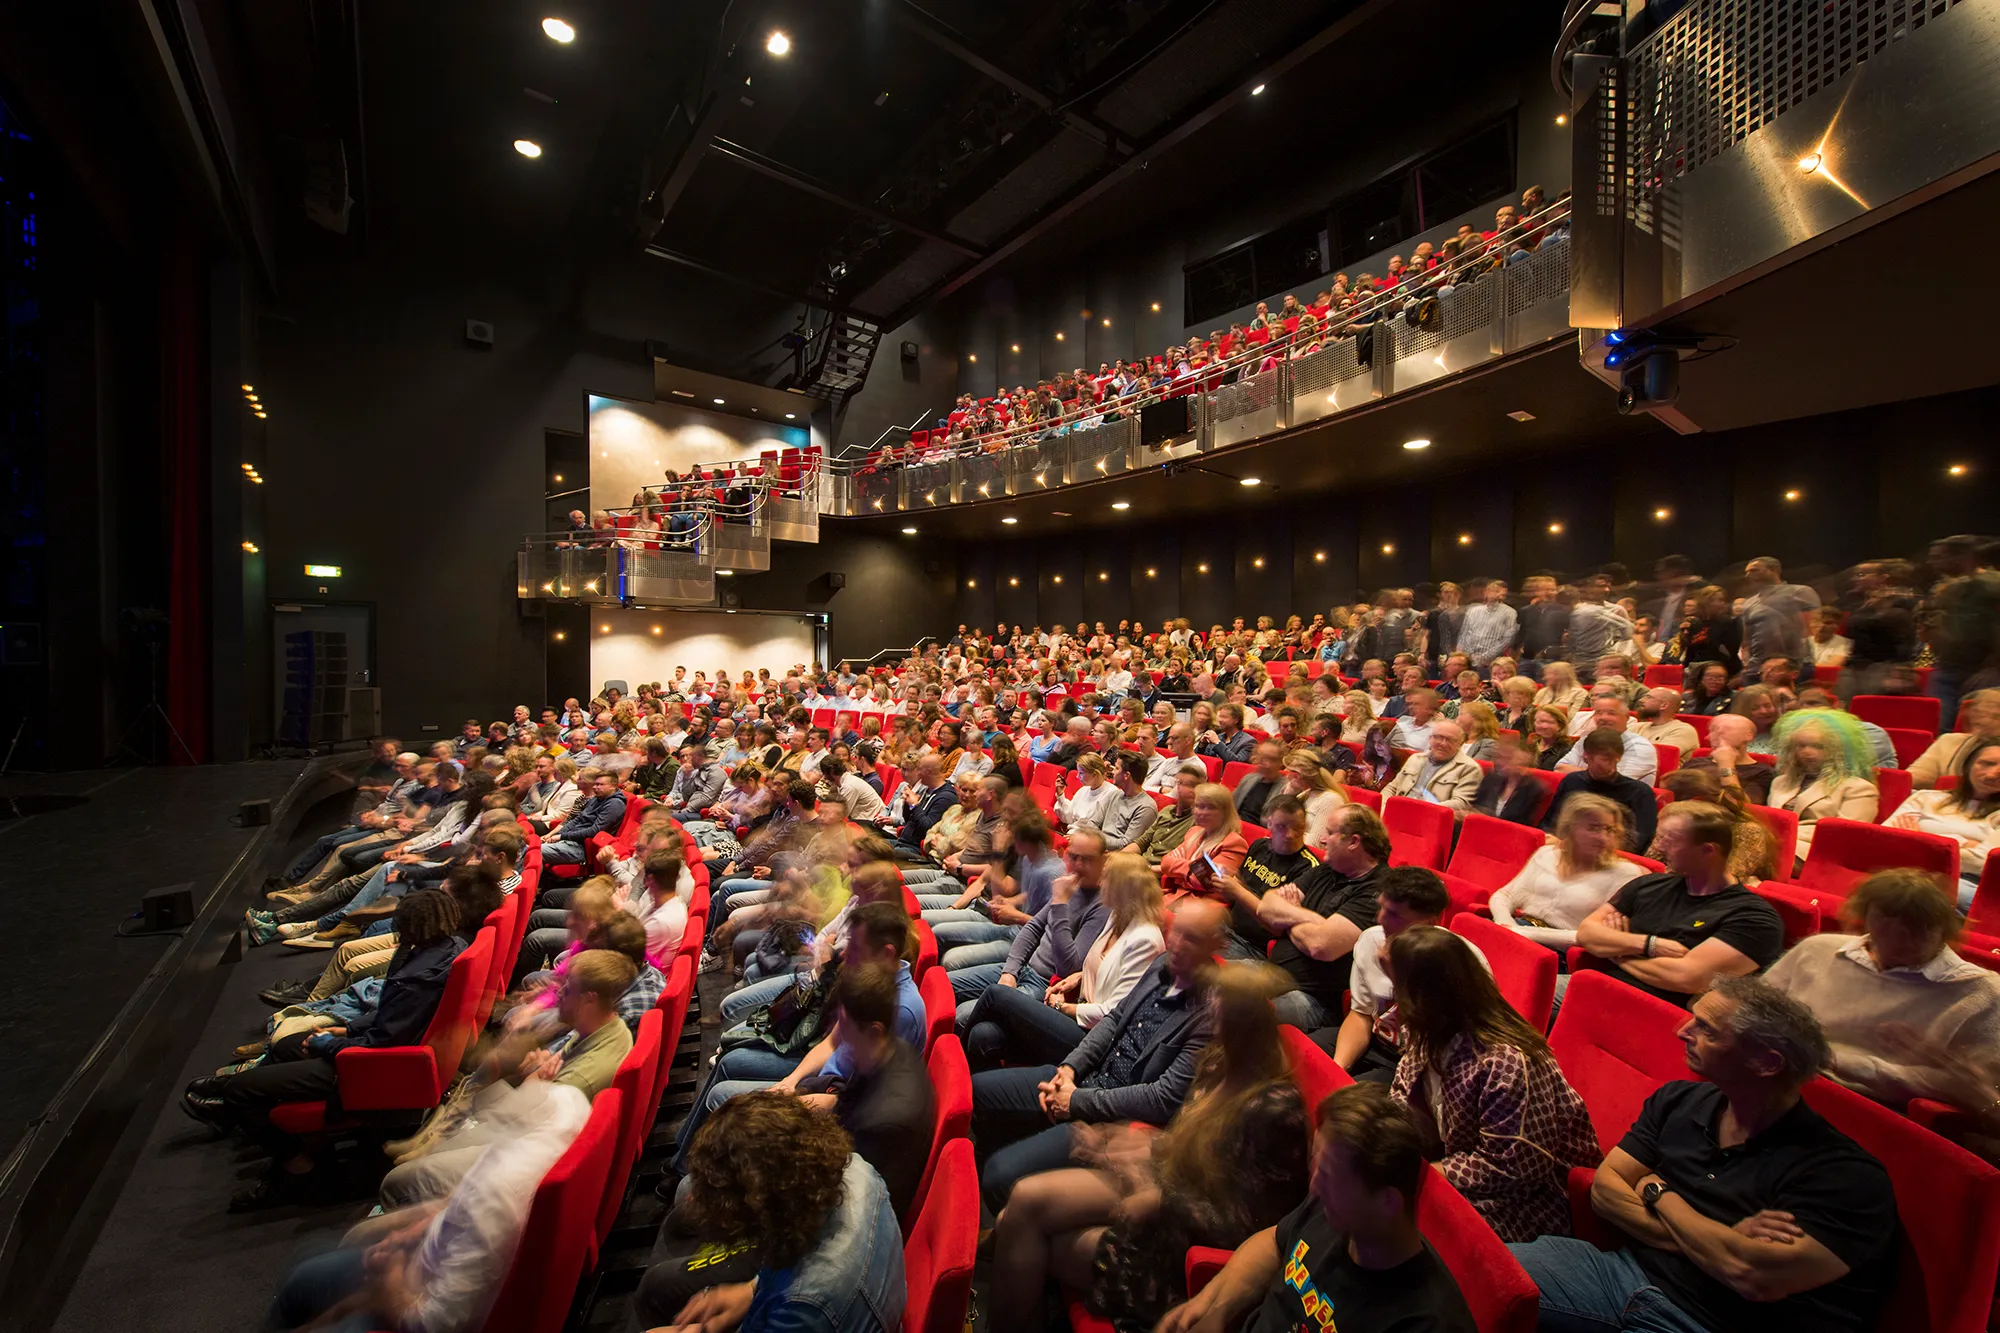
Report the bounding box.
[805,312,881,408]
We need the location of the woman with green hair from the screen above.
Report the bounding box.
[1767,707,1880,868]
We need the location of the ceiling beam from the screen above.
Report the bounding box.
[881,0,1398,330]
[885,0,1136,157]
[638,1,776,234]
[707,137,987,259]
[642,244,854,314]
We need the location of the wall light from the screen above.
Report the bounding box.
[1239,476,1261,487]
[651,625,663,635]
[1098,571,1108,581]
[1457,533,1473,545]
[1145,568,1157,578]
[1402,438,1431,451]
[1250,83,1266,95]
[1380,543,1395,555]
[1010,344,1021,353]
[1111,501,1130,511]
[765,30,791,55]
[1653,507,1672,521]
[1151,302,1161,313]
[966,579,977,588]
[1797,152,1822,173]
[901,526,918,535]
[601,624,611,632]
[552,631,566,642]
[1783,489,1802,502]
[1054,331,1065,341]
[1101,317,1111,327]
[552,473,563,483]
[1001,516,1019,525]
[542,17,575,42]
[1009,577,1020,586]
[1555,113,1568,126]
[1197,563,1209,573]
[1547,521,1564,535]
[514,139,543,158]
[1314,551,1326,562]
[967,354,976,362]
[1053,574,1063,584]
[1252,557,1265,568]
[1948,463,1969,477]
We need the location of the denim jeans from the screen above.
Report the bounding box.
[314,862,422,931]
[710,878,773,939]
[719,972,798,1025]
[928,915,1016,949]
[285,826,372,883]
[541,839,589,865]
[962,979,1086,1071]
[971,1064,1075,1209]
[953,966,1048,1034]
[1507,1238,1715,1332]
[1270,986,1335,1032]
[270,1245,376,1333]
[916,895,965,912]
[1932,667,1970,733]
[943,938,1016,973]
[671,1045,806,1171]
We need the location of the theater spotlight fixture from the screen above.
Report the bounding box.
[514,139,543,158]
[1402,438,1430,451]
[766,30,791,55]
[542,17,575,42]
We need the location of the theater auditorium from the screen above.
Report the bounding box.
[5,2,2000,1331]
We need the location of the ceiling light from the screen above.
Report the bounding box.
[1250,83,1266,96]
[1380,543,1395,555]
[1101,317,1111,327]
[716,569,734,576]
[1001,516,1018,525]
[1098,572,1108,581]
[901,526,918,534]
[241,541,259,553]
[784,412,795,419]
[1402,438,1430,451]
[1010,344,1021,353]
[1053,574,1063,584]
[1054,331,1064,341]
[1145,568,1156,578]
[542,17,575,42]
[1506,409,1536,422]
[651,625,663,635]
[240,383,253,392]
[1009,576,1019,586]
[966,579,976,588]
[241,462,253,471]
[552,631,566,641]
[1783,489,1801,502]
[1239,476,1261,486]
[1457,533,1473,545]
[1548,521,1564,534]
[1197,563,1209,573]
[1797,152,1822,173]
[766,30,791,55]
[514,139,543,158]
[1314,551,1326,562]
[713,397,725,404]
[1252,557,1264,568]
[249,474,263,483]
[1653,507,1672,521]
[1151,302,1161,313]
[1555,113,1568,126]
[1111,501,1130,510]
[1948,463,1969,476]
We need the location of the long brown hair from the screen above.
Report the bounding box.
[1390,926,1550,1068]
[1152,963,1295,1200]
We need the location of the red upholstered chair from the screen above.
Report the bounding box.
[1199,756,1224,782]
[648,955,695,1130]
[268,930,495,1138]
[1547,970,1691,1156]
[876,763,902,798]
[1239,820,1269,844]
[919,964,954,1056]
[1872,766,1915,824]
[476,897,518,1028]
[902,1139,979,1333]
[1852,694,1942,736]
[1642,664,1684,688]
[1883,726,1934,768]
[1785,818,1959,903]
[1675,713,1711,744]
[1618,850,1665,873]
[811,707,835,730]
[1450,913,1557,1031]
[1801,1077,2000,1333]
[1436,814,1546,917]
[1746,803,1799,875]
[1148,791,1173,810]
[481,1087,623,1333]
[597,1009,664,1247]
[1743,882,1822,945]
[1383,795,1453,872]
[1966,858,2000,936]
[902,885,924,918]
[1650,742,1680,778]
[1280,1025,1353,1111]
[1220,761,1254,790]
[906,1034,973,1235]
[1344,785,1382,813]
[1516,768,1561,825]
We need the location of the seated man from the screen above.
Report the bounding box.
[634,963,934,1327]
[1382,720,1483,814]
[1210,794,1321,960]
[1574,801,1784,1007]
[1329,868,1487,1081]
[1153,1082,1476,1333]
[1543,728,1660,852]
[885,754,958,860]
[1075,752,1160,852]
[970,899,1223,1208]
[1681,712,1776,805]
[665,742,727,817]
[647,1092,905,1333]
[1555,693,1660,784]
[922,805,1058,958]
[1512,978,1898,1333]
[1137,761,1203,866]
[538,768,627,871]
[1253,803,1388,1031]
[951,828,1108,1014]
[269,750,421,892]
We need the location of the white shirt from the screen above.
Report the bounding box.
[1074,922,1166,1026]
[1556,728,1658,783]
[1144,753,1201,795]
[1488,846,1644,949]
[1349,925,1490,1019]
[1055,780,1118,830]
[834,771,887,823]
[1390,715,1436,751]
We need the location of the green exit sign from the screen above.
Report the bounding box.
[304,564,342,578]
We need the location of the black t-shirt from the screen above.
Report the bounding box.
[1622,1081,1897,1333]
[1267,863,1382,1006]
[1245,1196,1477,1333]
[1237,776,1281,825]
[1576,873,1784,1005]
[1231,839,1323,952]
[835,1039,936,1220]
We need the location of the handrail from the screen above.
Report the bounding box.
[852,405,938,461]
[848,638,936,669]
[826,198,1571,469]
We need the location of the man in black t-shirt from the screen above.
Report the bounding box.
[1574,801,1783,1007]
[1512,977,1897,1333]
[1254,804,1389,1030]
[1157,1082,1475,1333]
[1212,795,1321,961]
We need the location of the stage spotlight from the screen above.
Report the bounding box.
[766,31,791,55]
[542,17,575,42]
[514,139,543,158]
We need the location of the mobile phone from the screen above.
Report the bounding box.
[970,897,991,916]
[1201,851,1223,878]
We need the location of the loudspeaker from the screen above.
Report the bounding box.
[825,571,847,589]
[900,340,919,361]
[465,318,495,349]
[239,799,272,827]
[346,687,382,739]
[142,885,195,932]
[1139,396,1194,448]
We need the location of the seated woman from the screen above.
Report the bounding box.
[987,964,1310,1332]
[1532,661,1588,716]
[1883,738,2000,911]
[1454,698,1504,763]
[1470,735,1546,827]
[1495,674,1538,734]
[1280,749,1349,854]
[1527,704,1572,771]
[1386,925,1597,1242]
[1054,753,1117,831]
[1157,782,1249,900]
[1766,707,1880,867]
[1488,793,1643,951]
[1766,868,2000,1110]
[962,851,1166,1070]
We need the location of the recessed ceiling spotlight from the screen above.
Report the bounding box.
[1010,344,1021,353]
[514,139,543,158]
[1197,563,1209,573]
[1402,438,1430,450]
[1506,410,1536,422]
[1948,463,1969,477]
[1009,576,1020,586]
[651,625,663,635]
[1555,113,1568,126]
[784,412,795,418]
[1053,574,1063,584]
[1239,476,1261,486]
[1001,516,1018,524]
[1314,551,1326,562]
[1101,317,1111,327]
[713,397,725,405]
[542,17,575,43]
[1098,572,1108,581]
[1783,489,1802,502]
[1054,331,1065,341]
[901,526,918,534]
[1151,302,1161,313]
[1548,521,1565,535]
[1145,568,1157,578]
[1250,83,1266,96]
[1111,501,1130,511]
[766,30,791,55]
[1252,557,1265,568]
[967,354,976,362]
[240,383,253,392]
[241,541,259,553]
[1653,507,1672,521]
[1457,533,1473,545]
[1380,543,1395,555]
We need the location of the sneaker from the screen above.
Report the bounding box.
[259,979,313,1007]
[246,920,285,947]
[243,907,274,929]
[266,886,314,905]
[213,1058,262,1077]
[698,949,726,974]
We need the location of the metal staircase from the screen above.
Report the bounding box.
[805,312,881,408]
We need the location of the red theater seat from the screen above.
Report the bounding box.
[1779,817,1959,905]
[1436,813,1545,917]
[1450,912,1557,1032]
[482,1087,623,1333]
[1279,1026,1352,1110]
[903,1139,979,1333]
[1852,694,1942,736]
[1383,795,1452,872]
[1547,970,1690,1155]
[906,1034,972,1235]
[919,965,954,1055]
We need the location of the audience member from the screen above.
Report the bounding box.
[1766,707,1880,865]
[1157,782,1250,898]
[1490,793,1644,951]
[1882,737,2000,908]
[1254,805,1390,1030]
[1541,728,1658,851]
[1381,719,1482,813]
[1329,868,1486,1082]
[1910,688,2000,788]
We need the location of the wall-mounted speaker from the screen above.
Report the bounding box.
[900,340,919,361]
[825,571,847,589]
[465,319,495,349]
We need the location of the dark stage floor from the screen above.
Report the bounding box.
[0,761,307,1165]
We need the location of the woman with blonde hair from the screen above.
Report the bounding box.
[1280,749,1348,852]
[1533,662,1587,715]
[1054,752,1117,831]
[1339,690,1377,741]
[1456,698,1504,763]
[1158,782,1248,898]
[1767,707,1880,866]
[1489,793,1644,951]
[1528,704,1571,770]
[1496,674,1538,734]
[1648,767,1776,882]
[990,962,1309,1332]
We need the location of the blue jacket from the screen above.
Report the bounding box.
[902,785,958,845]
[555,792,627,846]
[311,936,465,1055]
[1063,961,1213,1126]
[1195,728,1254,764]
[743,1156,905,1333]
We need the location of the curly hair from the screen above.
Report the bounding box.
[683,1091,853,1268]
[1771,707,1877,788]
[392,889,461,957]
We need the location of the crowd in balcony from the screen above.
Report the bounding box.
[197,529,2000,1333]
[868,185,1570,466]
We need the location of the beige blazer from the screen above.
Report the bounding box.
[1767,772,1879,862]
[1384,751,1485,815]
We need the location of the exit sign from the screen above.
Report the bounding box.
[304,564,342,578]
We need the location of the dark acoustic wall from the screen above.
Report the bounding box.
[936,383,2000,634]
[731,525,960,665]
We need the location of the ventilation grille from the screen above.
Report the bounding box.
[1626,0,1963,212]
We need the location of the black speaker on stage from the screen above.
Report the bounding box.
[239,798,271,827]
[142,884,195,932]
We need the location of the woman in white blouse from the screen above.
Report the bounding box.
[1532,662,1588,716]
[1040,851,1167,1029]
[1054,752,1117,830]
[1281,749,1349,853]
[1885,738,2000,911]
[1488,793,1643,950]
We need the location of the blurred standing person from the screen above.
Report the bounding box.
[1925,535,2000,727]
[1838,559,1922,703]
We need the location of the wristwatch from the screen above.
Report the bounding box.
[1641,1181,1671,1212]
